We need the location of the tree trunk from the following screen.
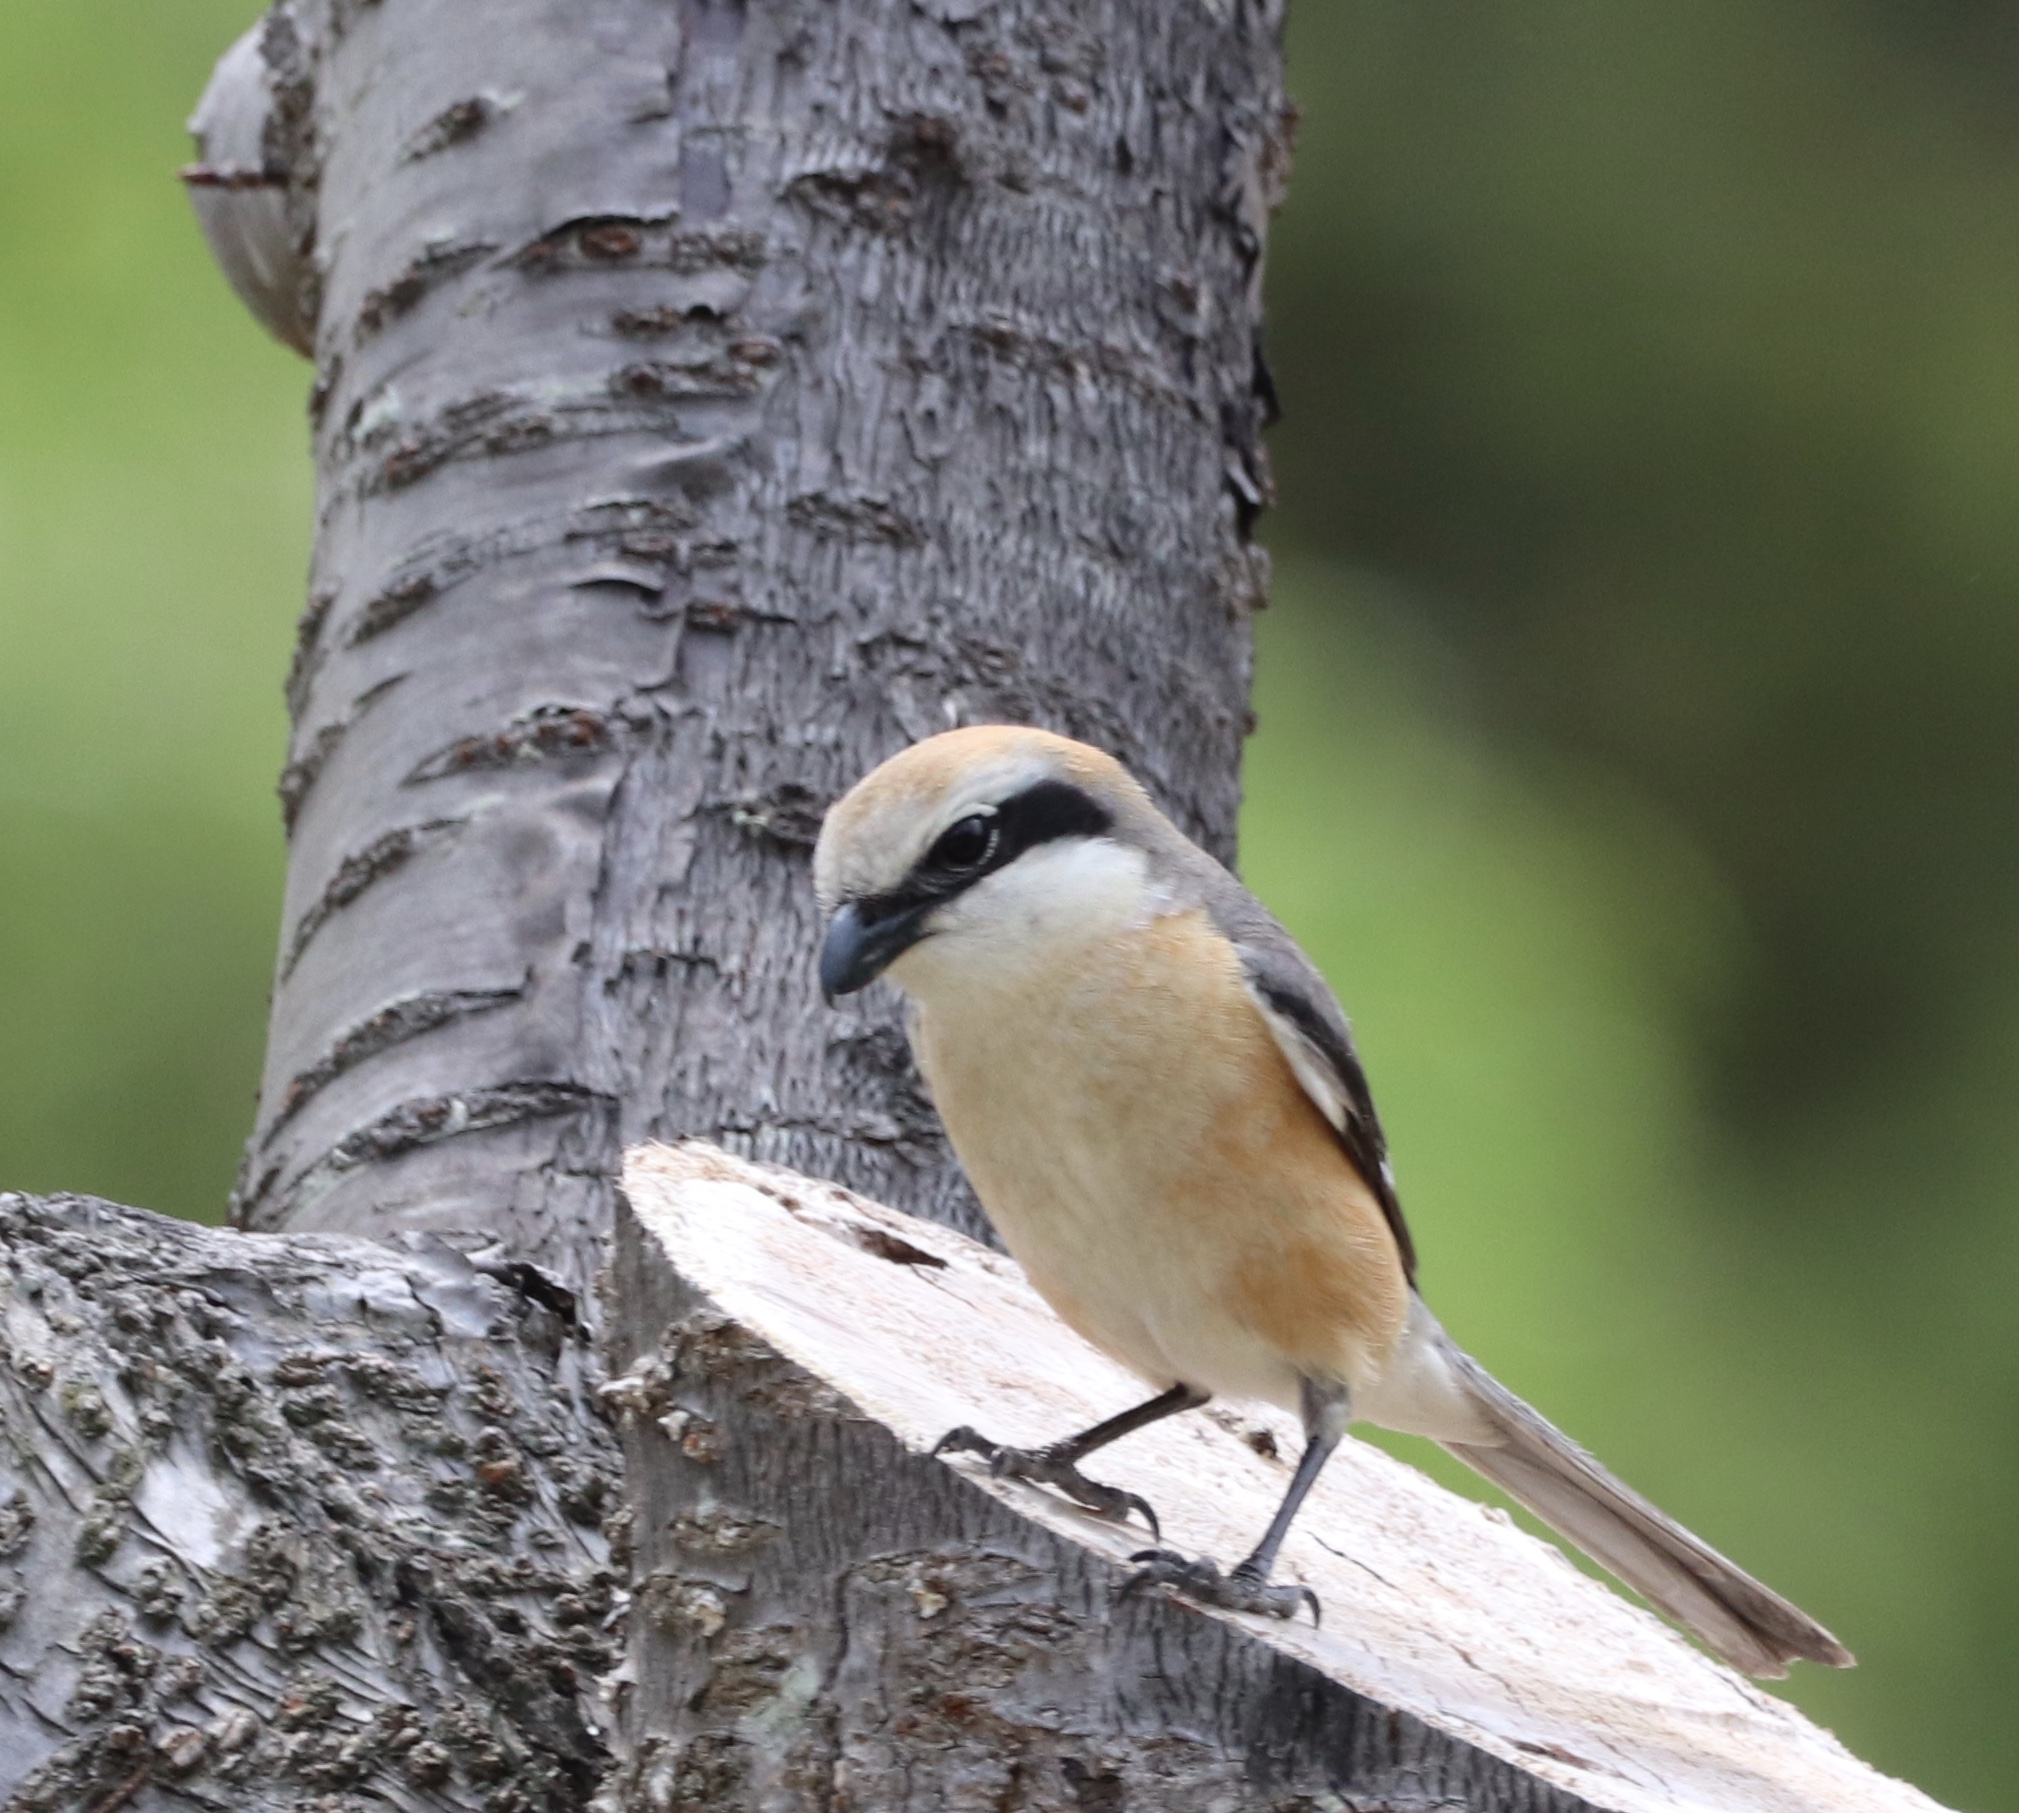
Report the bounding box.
[0,1,1944,1809]
[227,0,1281,1290]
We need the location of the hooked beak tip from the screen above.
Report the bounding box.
[820,898,928,1003]
[819,901,871,1004]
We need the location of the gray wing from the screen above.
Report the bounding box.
[1174,847,1418,1283]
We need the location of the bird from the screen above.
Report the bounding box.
[812,723,1853,1678]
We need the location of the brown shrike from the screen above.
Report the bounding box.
[814,725,1851,1678]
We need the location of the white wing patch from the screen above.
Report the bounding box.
[1243,982,1351,1134]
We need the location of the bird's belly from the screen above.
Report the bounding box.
[908,916,1408,1410]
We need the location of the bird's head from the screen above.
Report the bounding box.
[813,726,1162,1002]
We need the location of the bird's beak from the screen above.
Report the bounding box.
[819,899,933,1003]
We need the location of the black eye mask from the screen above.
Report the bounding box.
[893,779,1115,917]
[818,779,1115,999]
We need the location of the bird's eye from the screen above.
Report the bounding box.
[930,813,996,871]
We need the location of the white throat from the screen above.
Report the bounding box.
[887,837,1156,1000]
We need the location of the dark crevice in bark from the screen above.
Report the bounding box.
[356,243,498,340]
[282,586,336,723]
[350,572,443,645]
[267,980,529,1136]
[280,818,466,979]
[338,498,721,652]
[405,708,618,786]
[261,1084,617,1227]
[400,95,500,164]
[278,674,405,832]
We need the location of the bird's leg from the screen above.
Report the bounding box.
[1128,1377,1347,1624]
[934,1382,1207,1539]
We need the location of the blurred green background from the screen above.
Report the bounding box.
[0,0,2011,1804]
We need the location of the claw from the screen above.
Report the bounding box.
[1114,1491,1162,1543]
[1124,1548,1321,1625]
[930,1425,1161,1539]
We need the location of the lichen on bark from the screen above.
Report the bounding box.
[0,1193,620,1812]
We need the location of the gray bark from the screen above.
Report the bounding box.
[230,0,1283,1289]
[0,1191,619,1812]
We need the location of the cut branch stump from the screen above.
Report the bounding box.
[608,1142,1946,1813]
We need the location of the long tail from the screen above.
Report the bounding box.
[1430,1329,1854,1678]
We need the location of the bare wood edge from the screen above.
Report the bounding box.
[606,1139,1946,1813]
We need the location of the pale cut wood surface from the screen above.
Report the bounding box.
[622,1141,1946,1813]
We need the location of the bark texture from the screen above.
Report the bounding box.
[0,1192,620,1812]
[233,0,1287,1287]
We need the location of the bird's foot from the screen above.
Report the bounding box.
[933,1426,1161,1539]
[1124,1549,1321,1625]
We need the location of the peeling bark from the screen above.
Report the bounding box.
[225,0,1286,1288]
[183,23,314,354]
